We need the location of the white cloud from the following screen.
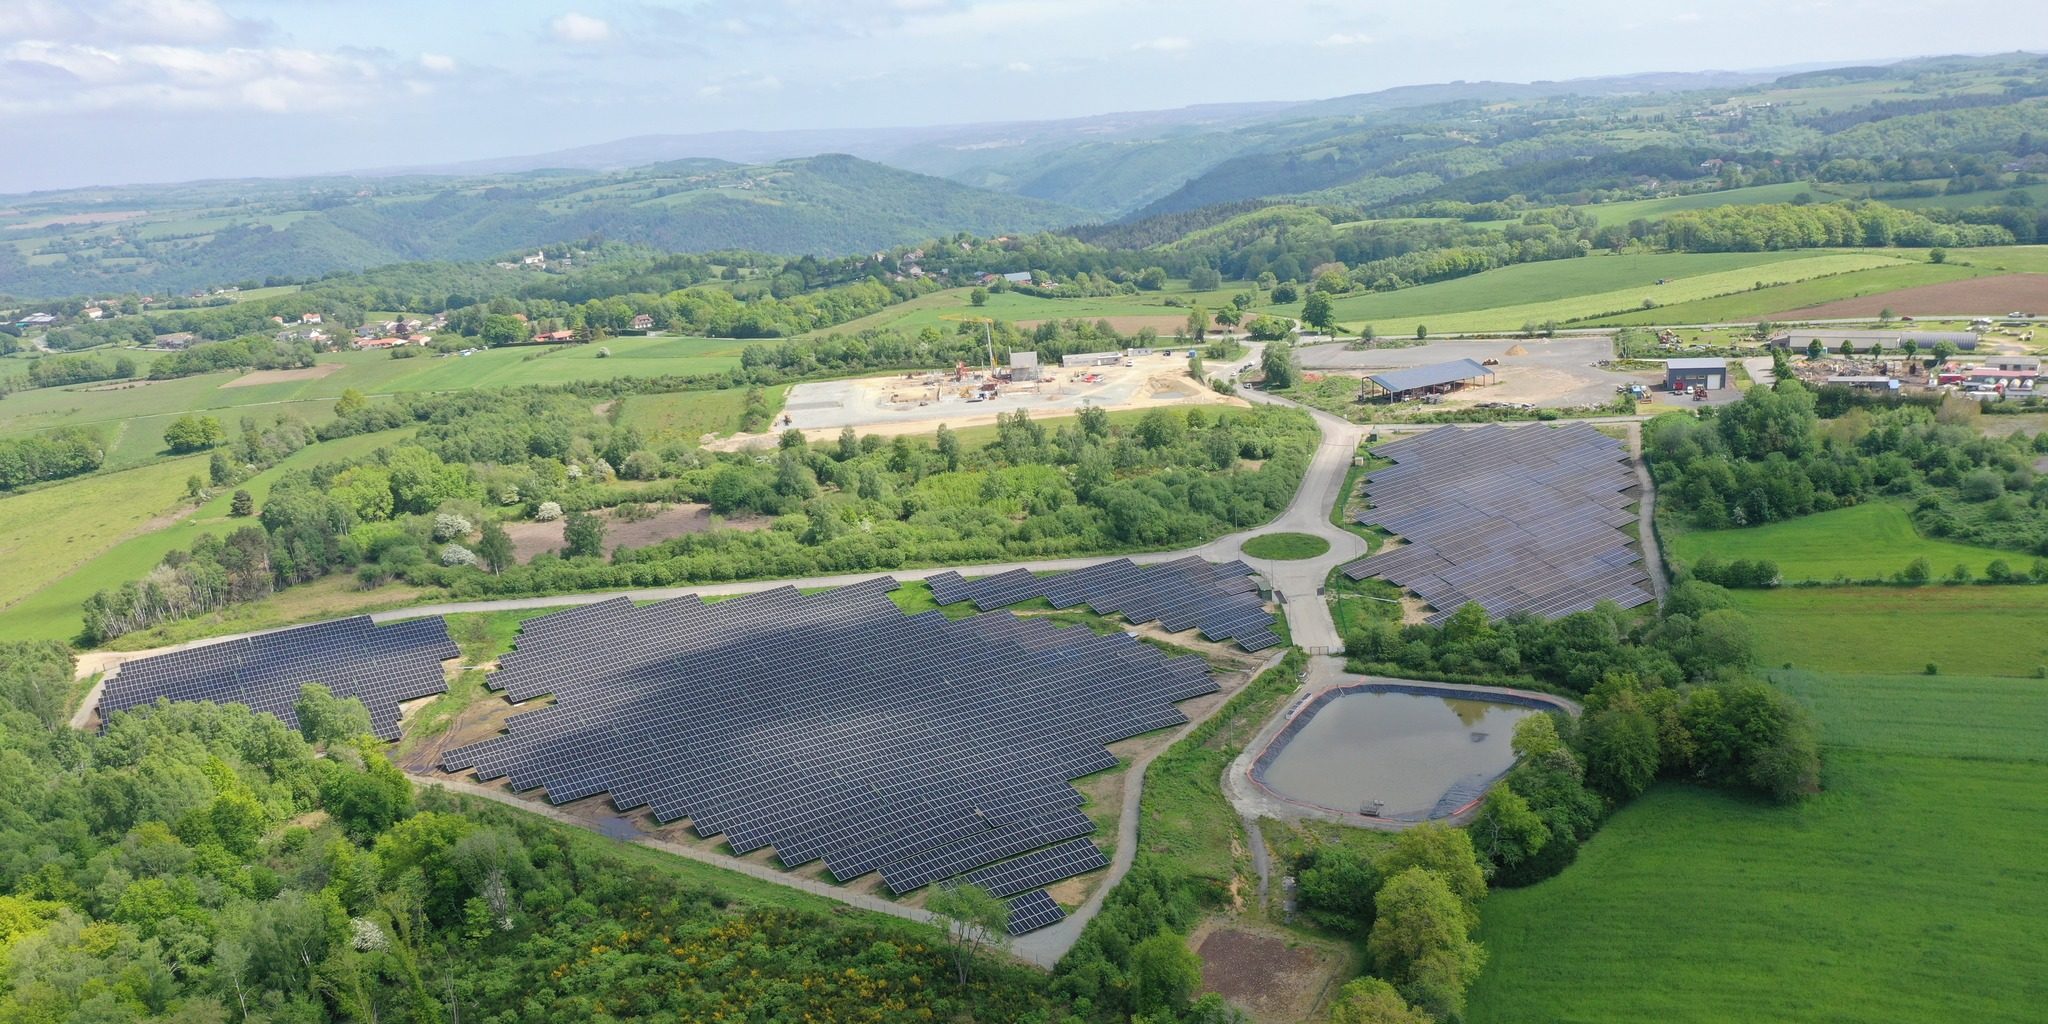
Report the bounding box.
[0,0,263,45]
[1316,32,1374,47]
[1005,61,1033,72]
[1131,35,1191,52]
[549,12,613,44]
[0,39,401,116]
[419,52,458,73]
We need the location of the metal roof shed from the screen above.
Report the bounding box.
[1666,357,1727,390]
[1366,359,1496,398]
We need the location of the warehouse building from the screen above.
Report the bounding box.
[1363,359,1497,401]
[1665,357,1727,391]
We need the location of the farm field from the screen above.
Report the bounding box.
[1320,251,1890,333]
[1468,670,2048,1024]
[1729,585,2048,677]
[800,282,1257,339]
[614,385,790,443]
[1762,273,2048,321]
[1579,182,1820,227]
[1662,502,2018,582]
[0,455,209,612]
[0,335,749,461]
[0,428,414,644]
[1591,261,1998,326]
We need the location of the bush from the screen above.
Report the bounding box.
[532,501,563,522]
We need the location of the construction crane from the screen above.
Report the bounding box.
[939,313,999,375]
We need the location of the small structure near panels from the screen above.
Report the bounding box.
[1339,424,1653,624]
[1363,359,1496,401]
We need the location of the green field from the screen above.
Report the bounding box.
[1240,532,1330,559]
[1590,260,1998,325]
[0,428,414,644]
[803,282,1258,338]
[1469,670,2048,1023]
[614,384,790,442]
[1664,502,2019,582]
[0,336,749,466]
[1320,251,1888,333]
[1730,585,2048,677]
[1581,183,1822,227]
[0,455,209,611]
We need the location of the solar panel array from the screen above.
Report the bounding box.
[442,578,1201,934]
[99,616,458,739]
[1340,424,1653,623]
[925,556,1279,652]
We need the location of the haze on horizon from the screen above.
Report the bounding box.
[4,0,2046,195]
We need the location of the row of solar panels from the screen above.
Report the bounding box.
[1341,424,1655,624]
[925,556,1280,652]
[98,615,458,740]
[443,579,1202,933]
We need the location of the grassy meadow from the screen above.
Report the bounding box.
[1321,251,1902,333]
[1663,502,2019,582]
[1468,670,2048,1024]
[0,428,417,644]
[1729,585,2048,677]
[0,454,210,612]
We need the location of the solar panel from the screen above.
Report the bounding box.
[1338,424,1653,622]
[1005,889,1066,934]
[928,558,1275,651]
[98,615,457,739]
[441,578,1217,898]
[959,838,1108,898]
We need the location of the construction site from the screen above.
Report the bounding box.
[712,346,1251,449]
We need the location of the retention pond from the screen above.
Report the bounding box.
[1251,683,1567,821]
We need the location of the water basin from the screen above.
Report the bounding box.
[1251,684,1562,820]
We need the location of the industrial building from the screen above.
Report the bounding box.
[1773,328,1978,352]
[1009,351,1041,382]
[1665,357,1727,390]
[1362,359,1497,401]
[1062,351,1122,368]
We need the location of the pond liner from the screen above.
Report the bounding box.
[1248,681,1575,823]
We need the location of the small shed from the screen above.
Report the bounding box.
[1666,357,1726,390]
[1009,350,1041,382]
[1364,358,1497,401]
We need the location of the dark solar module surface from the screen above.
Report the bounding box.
[924,557,1274,651]
[1338,423,1654,623]
[98,615,457,740]
[1005,889,1066,934]
[442,578,1216,899]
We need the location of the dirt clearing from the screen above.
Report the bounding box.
[222,363,345,388]
[501,502,768,563]
[1190,918,1353,1022]
[1767,273,2048,320]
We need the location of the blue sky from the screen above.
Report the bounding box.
[2,0,2045,193]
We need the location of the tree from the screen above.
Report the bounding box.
[1879,307,1896,323]
[1129,930,1203,1019]
[561,509,605,559]
[164,414,225,453]
[1376,822,1486,927]
[321,740,415,843]
[1806,339,1823,360]
[1929,247,1947,263]
[209,449,236,487]
[1296,845,1380,933]
[479,313,530,347]
[1360,323,1377,346]
[1189,266,1223,290]
[1187,305,1209,340]
[969,287,988,307]
[1188,351,1206,380]
[1325,977,1432,1024]
[1932,340,1959,365]
[1260,341,1300,389]
[334,388,368,416]
[1581,691,1661,800]
[1301,292,1336,334]
[475,520,515,573]
[935,423,961,471]
[230,489,254,517]
[1468,786,1549,879]
[295,683,373,746]
[1137,266,1169,290]
[1415,324,1429,341]
[1367,868,1486,1021]
[1902,339,1919,361]
[926,882,1006,984]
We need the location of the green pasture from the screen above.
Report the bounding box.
[1730,584,2048,677]
[1592,260,1998,325]
[1318,251,1839,332]
[1581,182,1821,227]
[1663,502,2018,582]
[0,335,748,460]
[0,428,413,644]
[0,455,209,612]
[802,282,1257,339]
[1469,671,2048,1023]
[1240,532,1330,559]
[614,385,790,442]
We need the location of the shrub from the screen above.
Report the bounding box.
[532,501,563,522]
